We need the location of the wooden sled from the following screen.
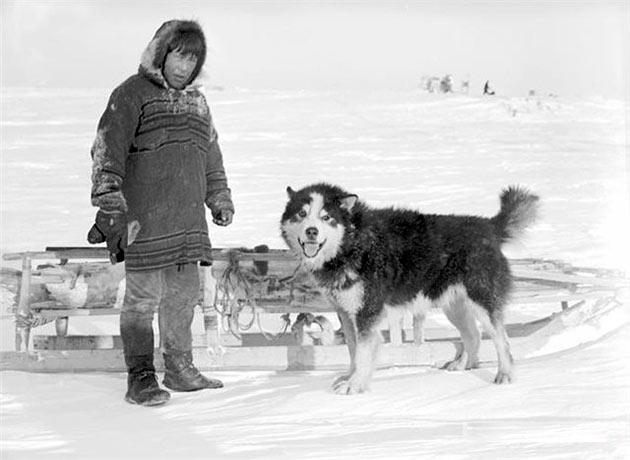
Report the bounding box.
[1,247,628,372]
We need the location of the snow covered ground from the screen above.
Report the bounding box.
[1,88,629,459]
[1,326,628,459]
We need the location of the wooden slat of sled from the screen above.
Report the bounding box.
[32,331,249,351]
[24,304,328,318]
[0,347,295,372]
[29,319,546,352]
[23,274,65,285]
[26,289,608,318]
[4,247,627,288]
[32,333,243,350]
[0,331,589,372]
[509,258,625,278]
[512,267,629,288]
[3,247,297,263]
[0,341,460,372]
[29,307,120,317]
[510,289,619,305]
[21,290,608,323]
[33,335,124,351]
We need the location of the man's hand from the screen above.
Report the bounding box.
[87,210,127,263]
[212,209,233,227]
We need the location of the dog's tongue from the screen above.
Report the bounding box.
[302,242,320,258]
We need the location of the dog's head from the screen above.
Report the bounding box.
[291,312,315,334]
[280,183,358,271]
[291,312,335,346]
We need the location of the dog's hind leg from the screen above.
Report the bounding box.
[410,294,431,346]
[473,306,514,384]
[412,312,426,345]
[439,287,481,371]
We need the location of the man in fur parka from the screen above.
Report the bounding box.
[88,19,234,406]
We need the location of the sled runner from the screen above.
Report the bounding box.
[1,247,628,372]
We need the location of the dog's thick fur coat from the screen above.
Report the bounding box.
[281,183,539,394]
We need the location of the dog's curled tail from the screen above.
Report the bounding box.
[492,185,540,243]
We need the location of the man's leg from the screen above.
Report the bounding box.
[160,263,223,391]
[121,269,170,406]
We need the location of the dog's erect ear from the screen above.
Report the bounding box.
[339,194,358,211]
[286,186,296,198]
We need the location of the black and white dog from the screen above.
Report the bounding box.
[281,183,539,395]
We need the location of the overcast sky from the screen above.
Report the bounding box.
[1,1,628,97]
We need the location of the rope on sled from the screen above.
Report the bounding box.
[212,254,255,339]
[257,311,292,343]
[212,251,292,342]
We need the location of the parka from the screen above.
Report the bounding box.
[90,20,234,271]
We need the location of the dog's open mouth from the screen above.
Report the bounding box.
[298,238,327,258]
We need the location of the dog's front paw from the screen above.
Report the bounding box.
[493,371,514,384]
[332,373,350,388]
[442,357,467,372]
[332,374,368,395]
[441,349,479,371]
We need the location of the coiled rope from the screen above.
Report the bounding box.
[212,251,292,342]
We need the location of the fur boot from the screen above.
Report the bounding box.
[125,354,170,406]
[163,351,223,392]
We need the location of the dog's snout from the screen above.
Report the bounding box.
[305,227,319,240]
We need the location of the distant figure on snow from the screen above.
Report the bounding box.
[460,78,470,94]
[483,80,495,95]
[440,74,454,93]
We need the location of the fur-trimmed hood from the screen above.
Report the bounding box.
[139,19,206,89]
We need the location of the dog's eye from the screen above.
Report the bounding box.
[322,215,331,222]
[298,210,307,218]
